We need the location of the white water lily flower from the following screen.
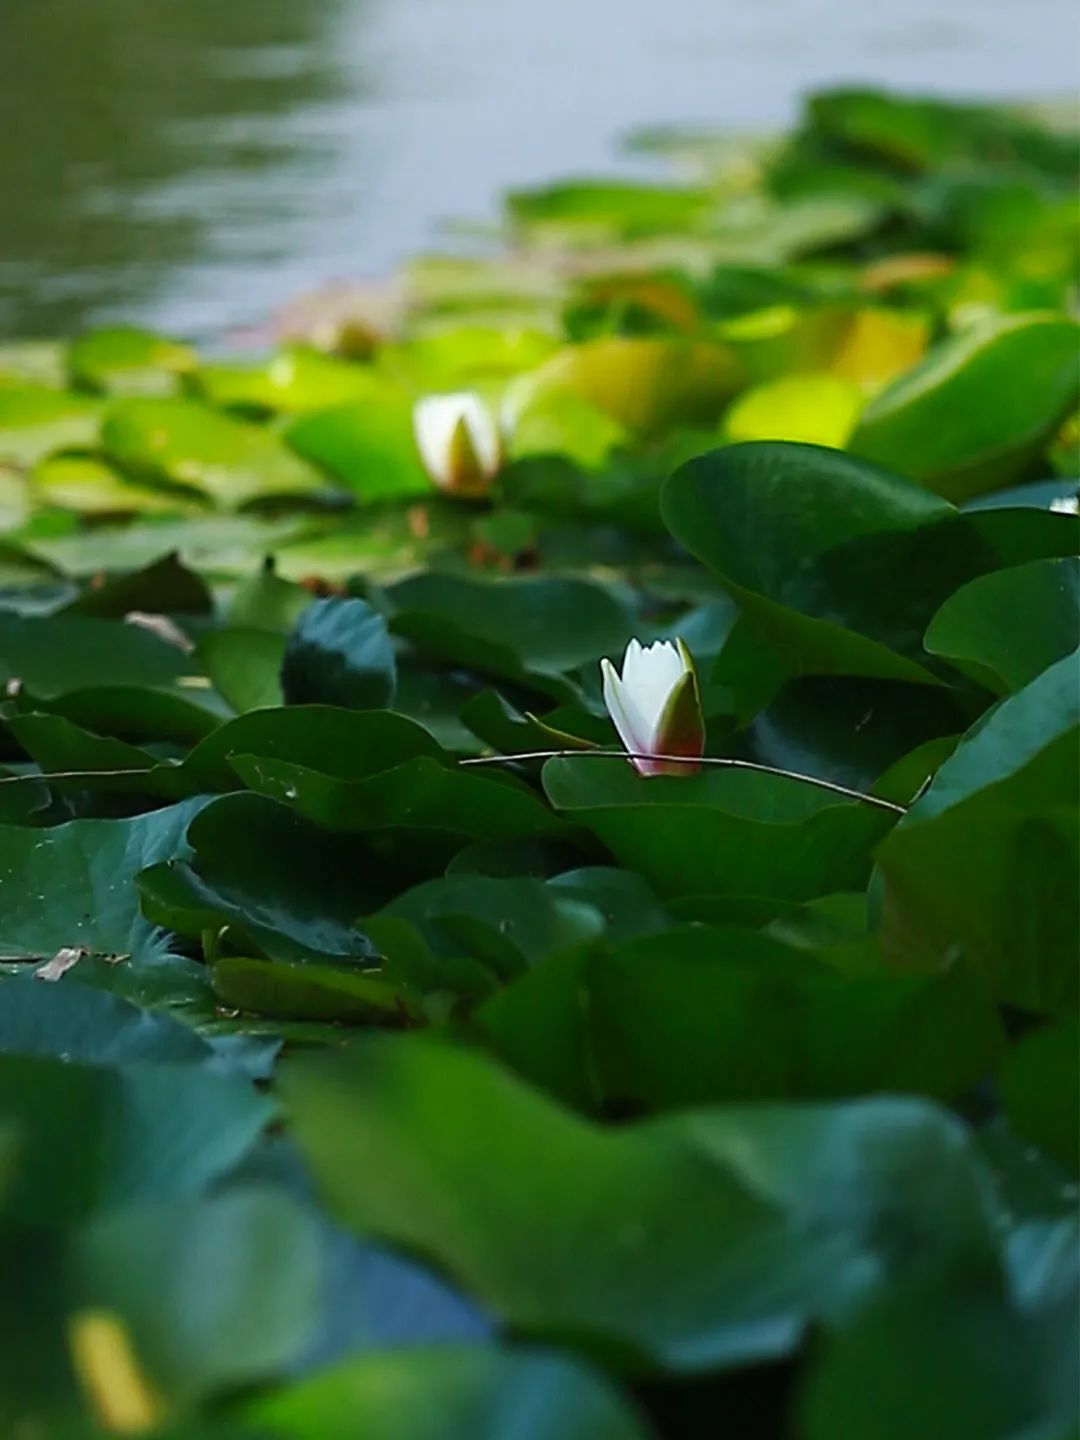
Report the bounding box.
[413,392,502,495]
[600,637,705,777]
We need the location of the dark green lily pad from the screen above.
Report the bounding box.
[877,655,1079,1013]
[0,1050,272,1224]
[137,793,382,965]
[924,556,1080,694]
[281,597,397,710]
[543,755,896,903]
[0,796,208,962]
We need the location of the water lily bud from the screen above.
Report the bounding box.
[413,392,502,496]
[600,637,704,777]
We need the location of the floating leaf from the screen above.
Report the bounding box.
[73,1188,321,1404]
[0,973,214,1068]
[1002,1021,1080,1174]
[721,373,864,448]
[244,1346,653,1440]
[0,797,208,962]
[0,1051,271,1224]
[68,328,197,396]
[102,398,333,508]
[284,1036,1005,1373]
[661,440,1065,685]
[479,929,1001,1113]
[281,597,397,710]
[32,455,190,515]
[0,387,101,466]
[137,793,383,963]
[877,655,1079,1013]
[850,313,1080,500]
[0,611,200,699]
[198,628,286,713]
[520,337,744,437]
[285,394,431,503]
[384,573,634,701]
[543,755,895,904]
[197,347,386,415]
[232,753,568,844]
[211,956,406,1025]
[507,179,713,240]
[924,556,1080,694]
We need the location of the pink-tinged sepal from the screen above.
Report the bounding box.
[649,663,705,775]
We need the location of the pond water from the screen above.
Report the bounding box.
[0,0,1074,340]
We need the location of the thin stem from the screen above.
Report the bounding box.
[0,767,157,785]
[0,754,907,815]
[460,749,907,815]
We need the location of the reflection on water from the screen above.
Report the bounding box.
[0,0,358,338]
[0,0,1074,340]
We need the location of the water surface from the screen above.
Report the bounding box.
[0,0,1074,338]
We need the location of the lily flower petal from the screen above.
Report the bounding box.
[600,656,652,755]
[414,392,501,494]
[600,637,705,777]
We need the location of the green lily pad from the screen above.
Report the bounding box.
[0,387,101,466]
[227,560,313,633]
[850,313,1080,501]
[743,675,973,794]
[211,956,406,1025]
[136,793,384,963]
[181,706,440,791]
[488,928,1001,1113]
[68,328,197,396]
[543,755,896,903]
[197,347,386,415]
[799,1276,1076,1440]
[198,627,286,713]
[721,372,864,448]
[285,395,432,503]
[384,573,634,701]
[519,337,744,437]
[0,611,200,699]
[281,1035,814,1372]
[806,86,1079,177]
[244,1346,653,1440]
[61,551,213,618]
[0,972,215,1068]
[73,1188,321,1404]
[661,441,1057,684]
[283,1036,1006,1374]
[0,1050,272,1224]
[7,710,166,796]
[15,513,317,580]
[877,655,1079,1013]
[232,753,568,844]
[924,556,1080,694]
[281,597,397,710]
[0,796,208,962]
[507,179,714,240]
[32,455,192,515]
[1001,1020,1080,1174]
[381,323,558,388]
[102,398,334,509]
[373,875,604,972]
[41,682,225,745]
